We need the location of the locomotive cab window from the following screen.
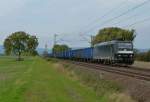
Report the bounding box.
[117,42,133,51]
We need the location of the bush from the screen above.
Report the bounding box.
[135,50,150,62]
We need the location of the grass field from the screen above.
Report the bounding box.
[0,57,105,102]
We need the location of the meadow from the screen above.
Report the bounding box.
[0,56,103,102]
[0,56,136,102]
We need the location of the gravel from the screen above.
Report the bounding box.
[132,61,150,69]
[69,63,150,102]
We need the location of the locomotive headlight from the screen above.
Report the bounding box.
[130,55,133,57]
[118,54,121,57]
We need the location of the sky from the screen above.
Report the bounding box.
[0,0,150,49]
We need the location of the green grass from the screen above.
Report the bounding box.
[59,60,135,102]
[0,57,104,102]
[61,62,122,97]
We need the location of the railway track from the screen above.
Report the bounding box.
[64,60,150,81]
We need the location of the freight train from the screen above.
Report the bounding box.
[53,40,134,65]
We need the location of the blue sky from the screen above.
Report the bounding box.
[0,0,150,49]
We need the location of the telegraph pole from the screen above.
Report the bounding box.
[53,34,58,57]
[45,44,48,52]
[90,35,95,47]
[54,34,58,46]
[43,44,48,57]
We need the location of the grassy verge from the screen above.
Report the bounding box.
[53,59,136,102]
[0,56,107,102]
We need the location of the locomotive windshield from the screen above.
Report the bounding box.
[118,42,133,51]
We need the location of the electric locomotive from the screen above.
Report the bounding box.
[93,40,134,65]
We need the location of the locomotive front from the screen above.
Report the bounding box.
[115,41,134,64]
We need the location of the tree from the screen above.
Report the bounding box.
[4,31,39,60]
[4,38,12,55]
[27,35,39,56]
[52,44,70,54]
[92,27,136,45]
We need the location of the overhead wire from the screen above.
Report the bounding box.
[112,13,139,26]
[56,0,150,46]
[58,38,88,44]
[79,0,128,41]
[79,0,128,33]
[58,0,128,43]
[82,0,150,35]
[124,16,150,28]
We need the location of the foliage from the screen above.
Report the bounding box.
[4,38,12,55]
[135,50,150,62]
[92,27,136,45]
[3,31,39,60]
[27,35,39,56]
[52,44,70,54]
